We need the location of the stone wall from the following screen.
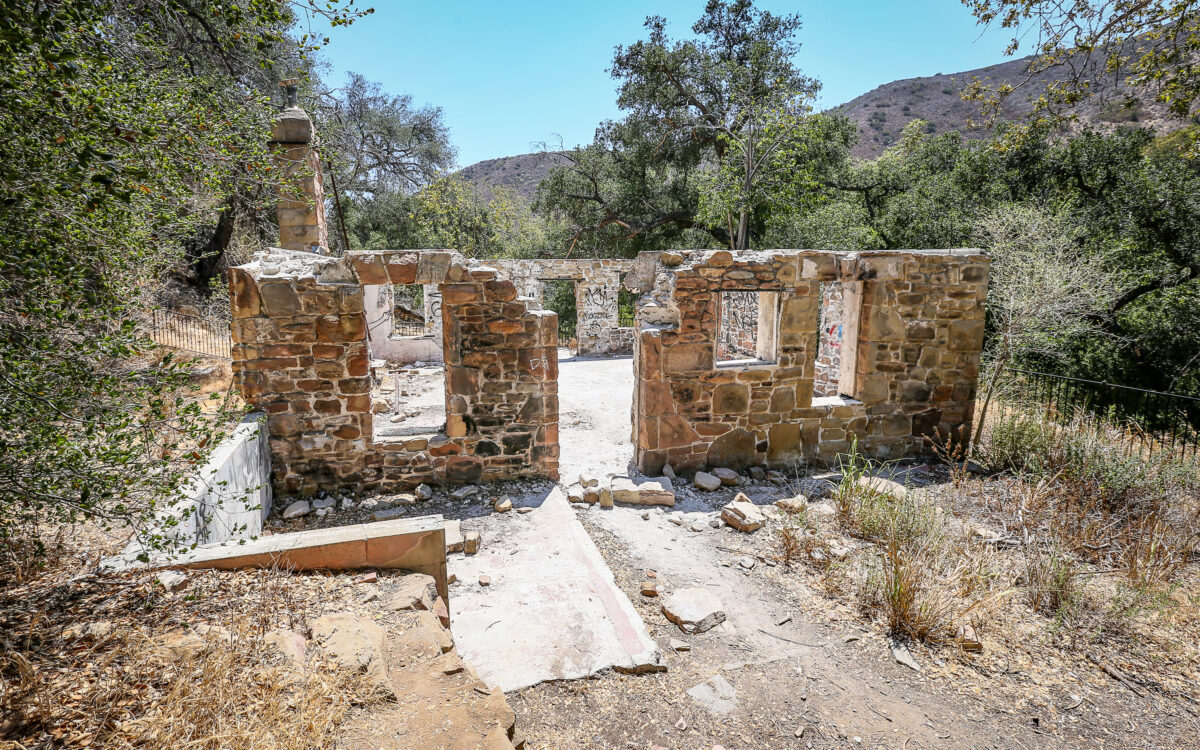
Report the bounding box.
[270,107,328,254]
[229,248,559,495]
[487,258,653,356]
[632,249,988,474]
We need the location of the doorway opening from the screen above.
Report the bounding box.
[541,279,578,352]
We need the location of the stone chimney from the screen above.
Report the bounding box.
[270,79,328,254]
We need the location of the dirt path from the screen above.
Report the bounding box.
[504,485,1195,749]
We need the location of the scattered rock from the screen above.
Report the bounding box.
[662,463,676,480]
[516,506,533,514]
[689,522,707,532]
[669,638,691,652]
[641,580,659,597]
[858,475,908,500]
[709,518,724,529]
[686,674,738,714]
[766,470,787,483]
[693,471,722,491]
[311,614,393,695]
[737,555,756,570]
[890,639,922,671]
[712,467,741,486]
[662,588,726,633]
[388,573,438,611]
[611,476,675,506]
[444,519,465,553]
[721,494,766,532]
[451,485,479,501]
[579,475,599,488]
[582,485,601,504]
[156,570,187,592]
[566,484,588,504]
[282,500,311,520]
[371,396,390,414]
[599,482,614,508]
[809,500,837,518]
[493,497,513,513]
[674,718,687,731]
[955,623,983,652]
[641,511,650,520]
[312,496,336,510]
[775,495,808,513]
[479,575,491,587]
[776,614,792,626]
[264,628,307,663]
[414,483,434,500]
[371,506,408,522]
[354,571,378,584]
[749,466,766,481]
[463,531,481,555]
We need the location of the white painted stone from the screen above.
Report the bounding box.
[662,588,726,633]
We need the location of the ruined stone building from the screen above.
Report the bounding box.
[232,99,989,496]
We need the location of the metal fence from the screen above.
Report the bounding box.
[148,309,232,359]
[1006,367,1200,457]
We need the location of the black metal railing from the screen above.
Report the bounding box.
[558,317,576,343]
[1005,367,1200,457]
[617,308,636,327]
[148,309,232,359]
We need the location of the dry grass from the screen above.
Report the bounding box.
[0,527,388,749]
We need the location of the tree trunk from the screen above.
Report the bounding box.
[189,196,239,296]
[970,351,1011,452]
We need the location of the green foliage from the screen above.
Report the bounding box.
[0,1,366,546]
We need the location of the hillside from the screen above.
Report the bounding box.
[459,49,1184,194]
[831,49,1177,158]
[456,151,569,203]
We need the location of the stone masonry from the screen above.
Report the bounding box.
[632,249,988,474]
[229,248,559,495]
[270,103,328,254]
[487,258,654,356]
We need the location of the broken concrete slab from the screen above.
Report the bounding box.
[312,613,393,695]
[448,487,662,691]
[687,673,738,715]
[105,516,448,604]
[610,476,675,506]
[662,588,726,634]
[444,519,464,553]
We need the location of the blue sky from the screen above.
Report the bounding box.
[305,1,1015,167]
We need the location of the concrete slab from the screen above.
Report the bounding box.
[448,487,661,691]
[102,516,448,602]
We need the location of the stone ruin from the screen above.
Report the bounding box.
[235,98,989,496]
[631,249,989,475]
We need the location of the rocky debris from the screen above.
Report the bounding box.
[355,571,378,584]
[582,485,600,504]
[890,639,922,671]
[312,613,393,695]
[661,463,676,480]
[370,506,408,522]
[371,396,390,414]
[662,588,726,634]
[669,638,691,652]
[389,573,439,612]
[693,471,722,491]
[712,467,741,486]
[686,674,738,714]
[312,496,337,510]
[479,575,491,587]
[599,482,614,508]
[264,628,307,663]
[566,484,588,504]
[640,580,659,597]
[809,500,837,518]
[721,494,766,532]
[767,470,787,483]
[610,476,675,506]
[955,623,983,652]
[64,621,114,642]
[749,466,766,481]
[709,518,724,529]
[451,485,479,501]
[463,531,481,555]
[156,570,187,592]
[579,475,599,488]
[775,495,808,513]
[859,475,908,500]
[445,519,465,553]
[282,500,311,519]
[493,497,513,513]
[737,556,756,570]
[795,477,835,499]
[415,483,434,500]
